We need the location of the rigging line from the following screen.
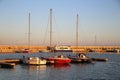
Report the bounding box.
[42,15,49,45]
[28,13,31,49]
[52,13,60,45]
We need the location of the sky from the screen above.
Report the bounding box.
[0,0,120,46]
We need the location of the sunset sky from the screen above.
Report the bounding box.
[0,0,120,46]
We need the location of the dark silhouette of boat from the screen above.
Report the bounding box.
[68,53,93,63]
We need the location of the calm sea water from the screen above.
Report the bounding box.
[0,53,120,80]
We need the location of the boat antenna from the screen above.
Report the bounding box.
[95,35,97,46]
[76,14,79,50]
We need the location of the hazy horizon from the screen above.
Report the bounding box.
[0,0,120,46]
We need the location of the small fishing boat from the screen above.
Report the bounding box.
[68,53,93,63]
[45,55,71,64]
[21,56,47,65]
[22,49,30,53]
[15,49,30,53]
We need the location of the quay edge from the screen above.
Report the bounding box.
[0,45,120,53]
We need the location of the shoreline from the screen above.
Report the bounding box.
[0,45,120,53]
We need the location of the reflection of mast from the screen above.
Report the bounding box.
[76,14,79,48]
[50,9,52,48]
[28,13,31,49]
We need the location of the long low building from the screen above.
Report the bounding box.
[0,45,120,53]
[0,45,47,53]
[71,46,120,53]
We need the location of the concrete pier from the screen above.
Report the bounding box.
[0,45,47,53]
[0,45,120,53]
[71,46,120,53]
[0,59,20,63]
[0,59,20,69]
[0,63,15,68]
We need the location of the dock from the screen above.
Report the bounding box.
[0,59,20,63]
[0,63,15,68]
[0,59,20,69]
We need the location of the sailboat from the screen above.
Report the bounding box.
[22,12,31,53]
[68,14,93,63]
[21,13,47,65]
[44,9,71,64]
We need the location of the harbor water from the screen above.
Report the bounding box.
[0,53,120,80]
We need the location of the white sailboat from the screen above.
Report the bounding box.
[21,13,47,65]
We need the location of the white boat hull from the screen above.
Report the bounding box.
[22,57,47,65]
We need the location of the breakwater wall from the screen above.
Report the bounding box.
[0,45,119,53]
[0,45,47,53]
[71,46,120,53]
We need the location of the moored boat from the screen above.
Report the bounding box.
[15,49,30,53]
[68,14,93,64]
[45,55,71,64]
[21,56,47,65]
[68,53,93,63]
[22,49,30,53]
[44,9,71,65]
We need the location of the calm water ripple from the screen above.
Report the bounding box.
[0,53,120,80]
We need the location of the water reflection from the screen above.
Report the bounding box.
[46,64,71,80]
[27,65,47,80]
[48,63,71,69]
[28,65,46,70]
[1,53,120,80]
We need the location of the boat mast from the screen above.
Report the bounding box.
[50,8,52,48]
[76,14,79,49]
[95,35,97,46]
[28,13,31,49]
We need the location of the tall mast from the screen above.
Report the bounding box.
[50,8,52,47]
[95,35,96,46]
[28,13,31,49]
[76,14,79,48]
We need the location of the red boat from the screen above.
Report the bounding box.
[22,49,30,53]
[45,9,71,64]
[45,55,71,64]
